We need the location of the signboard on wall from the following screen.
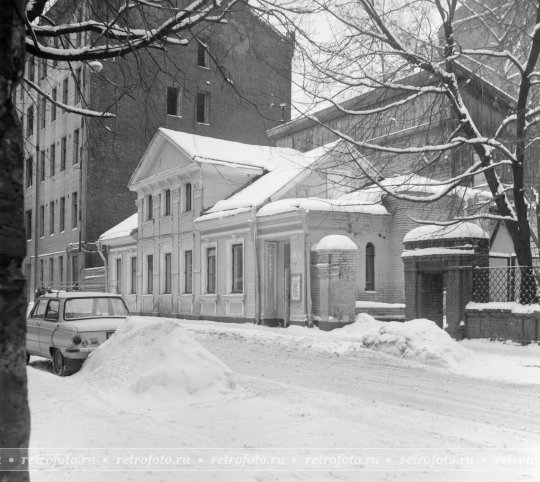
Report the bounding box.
[291,274,302,302]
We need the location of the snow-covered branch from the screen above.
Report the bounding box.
[409,213,518,225]
[23,78,116,118]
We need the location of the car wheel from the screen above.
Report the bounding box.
[52,349,69,377]
[26,352,30,365]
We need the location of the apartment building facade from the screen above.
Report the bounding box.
[20,0,293,298]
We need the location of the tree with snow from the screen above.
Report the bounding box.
[258,0,540,299]
[0,1,242,480]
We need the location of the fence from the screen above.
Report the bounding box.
[472,266,540,305]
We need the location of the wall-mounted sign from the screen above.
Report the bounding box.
[291,274,302,301]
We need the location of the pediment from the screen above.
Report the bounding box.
[129,131,194,188]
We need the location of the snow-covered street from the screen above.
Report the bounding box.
[27,316,540,481]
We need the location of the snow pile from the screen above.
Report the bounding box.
[184,315,471,368]
[80,318,237,403]
[315,234,357,250]
[332,315,471,367]
[257,196,389,217]
[403,222,487,243]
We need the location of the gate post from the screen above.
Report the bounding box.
[446,266,473,339]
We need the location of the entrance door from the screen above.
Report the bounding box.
[418,272,444,327]
[263,241,290,326]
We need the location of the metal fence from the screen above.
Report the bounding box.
[472,266,540,304]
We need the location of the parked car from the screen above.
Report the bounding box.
[26,292,130,376]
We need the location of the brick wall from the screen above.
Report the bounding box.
[311,247,358,328]
[22,3,293,293]
[466,308,540,342]
[403,234,489,338]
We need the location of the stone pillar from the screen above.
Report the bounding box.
[403,260,418,322]
[311,235,358,330]
[445,266,473,339]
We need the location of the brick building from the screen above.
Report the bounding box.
[19,0,293,298]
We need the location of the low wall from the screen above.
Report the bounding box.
[466,306,540,342]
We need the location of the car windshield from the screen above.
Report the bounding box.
[64,297,129,320]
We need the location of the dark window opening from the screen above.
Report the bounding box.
[365,243,375,291]
[207,247,216,293]
[196,92,209,124]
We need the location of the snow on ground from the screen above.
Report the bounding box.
[26,315,540,482]
[174,314,540,384]
[80,318,237,406]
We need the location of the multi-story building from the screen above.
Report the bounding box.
[19,1,293,298]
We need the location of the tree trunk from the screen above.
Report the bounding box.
[0,2,30,481]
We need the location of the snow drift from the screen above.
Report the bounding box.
[332,315,471,366]
[80,318,237,403]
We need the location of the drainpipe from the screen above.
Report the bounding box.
[250,206,259,324]
[301,209,312,326]
[96,240,109,292]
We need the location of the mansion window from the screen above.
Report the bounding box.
[146,195,154,220]
[163,189,171,216]
[147,254,154,294]
[130,257,137,294]
[116,258,122,294]
[206,247,216,294]
[231,243,243,293]
[185,183,192,211]
[365,243,375,291]
[164,253,172,294]
[184,250,193,294]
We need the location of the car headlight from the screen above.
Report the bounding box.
[72,335,82,345]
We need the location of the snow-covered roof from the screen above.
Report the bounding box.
[403,222,488,243]
[195,207,252,223]
[257,197,389,217]
[377,174,490,200]
[98,213,138,242]
[160,128,304,171]
[204,141,340,216]
[314,235,358,251]
[401,247,475,258]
